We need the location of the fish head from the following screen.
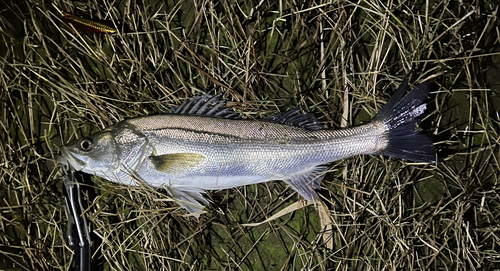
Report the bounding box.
[58,130,120,175]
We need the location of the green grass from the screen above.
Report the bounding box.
[1,0,500,270]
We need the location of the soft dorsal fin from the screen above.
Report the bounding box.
[149,153,205,173]
[170,93,239,119]
[264,108,324,131]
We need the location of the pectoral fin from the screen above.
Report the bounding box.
[149,153,205,173]
[284,166,328,202]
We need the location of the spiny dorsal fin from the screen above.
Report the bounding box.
[264,108,324,131]
[149,153,205,173]
[170,93,239,119]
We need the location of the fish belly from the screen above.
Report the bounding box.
[135,146,311,190]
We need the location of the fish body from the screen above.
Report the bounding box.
[107,115,382,188]
[59,79,436,214]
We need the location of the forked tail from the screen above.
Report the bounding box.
[373,78,437,163]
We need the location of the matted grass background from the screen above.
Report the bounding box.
[1,0,500,270]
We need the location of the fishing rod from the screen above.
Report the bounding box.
[63,165,92,271]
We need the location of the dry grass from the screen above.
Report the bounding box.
[1,0,500,270]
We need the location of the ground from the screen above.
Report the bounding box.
[0,0,499,270]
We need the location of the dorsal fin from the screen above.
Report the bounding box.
[264,108,324,130]
[170,93,239,119]
[170,93,324,130]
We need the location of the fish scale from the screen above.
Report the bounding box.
[128,116,382,175]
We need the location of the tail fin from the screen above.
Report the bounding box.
[373,78,437,163]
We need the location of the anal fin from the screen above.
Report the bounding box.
[284,166,328,202]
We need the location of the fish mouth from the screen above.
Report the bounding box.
[57,147,87,171]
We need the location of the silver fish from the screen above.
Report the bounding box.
[58,79,436,215]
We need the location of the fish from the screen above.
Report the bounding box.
[58,78,436,215]
[62,14,117,34]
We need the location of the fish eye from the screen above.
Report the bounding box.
[80,139,93,151]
